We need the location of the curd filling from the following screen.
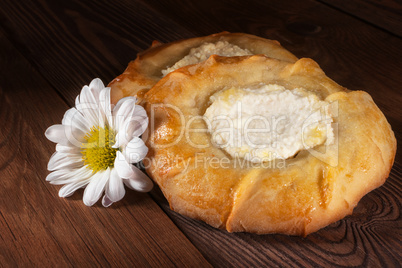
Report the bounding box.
[162,41,252,76]
[204,84,334,163]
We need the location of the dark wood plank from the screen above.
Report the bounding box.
[0,30,210,267]
[318,0,402,38]
[0,0,196,105]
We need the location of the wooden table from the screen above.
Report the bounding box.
[1,0,401,266]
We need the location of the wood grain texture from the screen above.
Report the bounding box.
[318,0,402,38]
[0,30,210,267]
[0,0,401,266]
[0,0,196,105]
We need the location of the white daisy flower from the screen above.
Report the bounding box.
[45,78,153,207]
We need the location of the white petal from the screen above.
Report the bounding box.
[105,168,125,202]
[46,124,86,147]
[88,78,105,101]
[113,96,136,115]
[113,124,131,149]
[130,105,149,137]
[112,128,127,149]
[77,85,102,127]
[124,166,153,192]
[119,105,148,136]
[102,195,114,207]
[113,96,137,114]
[83,169,110,206]
[46,169,72,182]
[132,103,147,118]
[99,87,113,127]
[67,127,86,146]
[123,137,148,163]
[75,95,80,108]
[79,85,97,107]
[59,178,91,198]
[112,98,136,131]
[45,125,70,146]
[112,103,148,149]
[62,107,90,133]
[114,151,134,178]
[47,152,83,171]
[47,166,92,185]
[113,113,148,148]
[56,144,81,154]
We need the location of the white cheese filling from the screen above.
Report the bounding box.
[204,84,334,163]
[162,41,252,76]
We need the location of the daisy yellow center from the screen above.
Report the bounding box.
[81,126,118,173]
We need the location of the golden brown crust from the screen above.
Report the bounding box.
[108,32,298,104]
[142,55,396,236]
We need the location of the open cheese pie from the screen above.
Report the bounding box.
[111,33,396,236]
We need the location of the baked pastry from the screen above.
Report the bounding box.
[142,55,396,236]
[108,32,298,104]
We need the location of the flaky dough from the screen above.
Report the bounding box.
[142,55,396,236]
[108,32,298,104]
